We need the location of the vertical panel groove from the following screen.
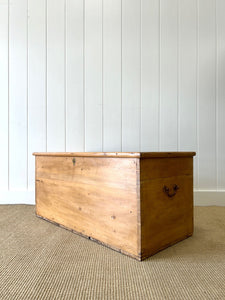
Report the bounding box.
[177,0,180,151]
[121,0,123,152]
[196,0,199,189]
[158,0,161,151]
[28,0,46,189]
[103,0,121,151]
[122,0,141,152]
[8,0,10,190]
[9,0,28,189]
[102,0,104,152]
[179,0,197,190]
[85,0,102,151]
[140,0,142,152]
[64,0,67,152]
[198,0,217,189]
[26,0,28,189]
[47,0,65,152]
[46,0,48,152]
[217,0,225,189]
[141,0,159,151]
[83,0,86,152]
[101,0,103,152]
[66,0,84,151]
[160,0,178,151]
[215,0,218,190]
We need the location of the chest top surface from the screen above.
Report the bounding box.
[33,152,196,158]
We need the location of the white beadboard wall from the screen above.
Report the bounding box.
[0,0,225,205]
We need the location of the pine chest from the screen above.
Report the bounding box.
[33,152,196,261]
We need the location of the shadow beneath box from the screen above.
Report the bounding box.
[144,225,225,262]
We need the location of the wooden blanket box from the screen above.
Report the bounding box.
[33,152,196,261]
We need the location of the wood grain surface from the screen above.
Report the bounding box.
[33,152,196,158]
[34,152,195,260]
[36,156,140,257]
[140,157,194,259]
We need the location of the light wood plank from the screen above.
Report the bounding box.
[85,0,102,152]
[36,156,138,190]
[27,0,46,190]
[9,0,27,189]
[217,0,225,189]
[47,0,65,151]
[0,0,8,189]
[103,0,121,152]
[141,0,159,151]
[36,156,139,257]
[33,152,140,158]
[33,152,195,158]
[160,0,178,151]
[140,157,193,181]
[122,0,141,152]
[66,0,84,152]
[198,0,216,189]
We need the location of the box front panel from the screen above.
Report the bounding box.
[141,158,193,259]
[36,156,139,257]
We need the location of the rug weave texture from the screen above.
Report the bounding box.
[0,205,224,300]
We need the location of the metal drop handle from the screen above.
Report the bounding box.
[163,184,179,198]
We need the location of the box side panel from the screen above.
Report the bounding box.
[141,157,193,180]
[36,156,139,258]
[140,157,194,259]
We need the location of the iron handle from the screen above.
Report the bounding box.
[163,184,179,198]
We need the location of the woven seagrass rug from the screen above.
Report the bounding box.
[0,205,224,300]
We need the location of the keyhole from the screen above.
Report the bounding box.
[72,158,76,166]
